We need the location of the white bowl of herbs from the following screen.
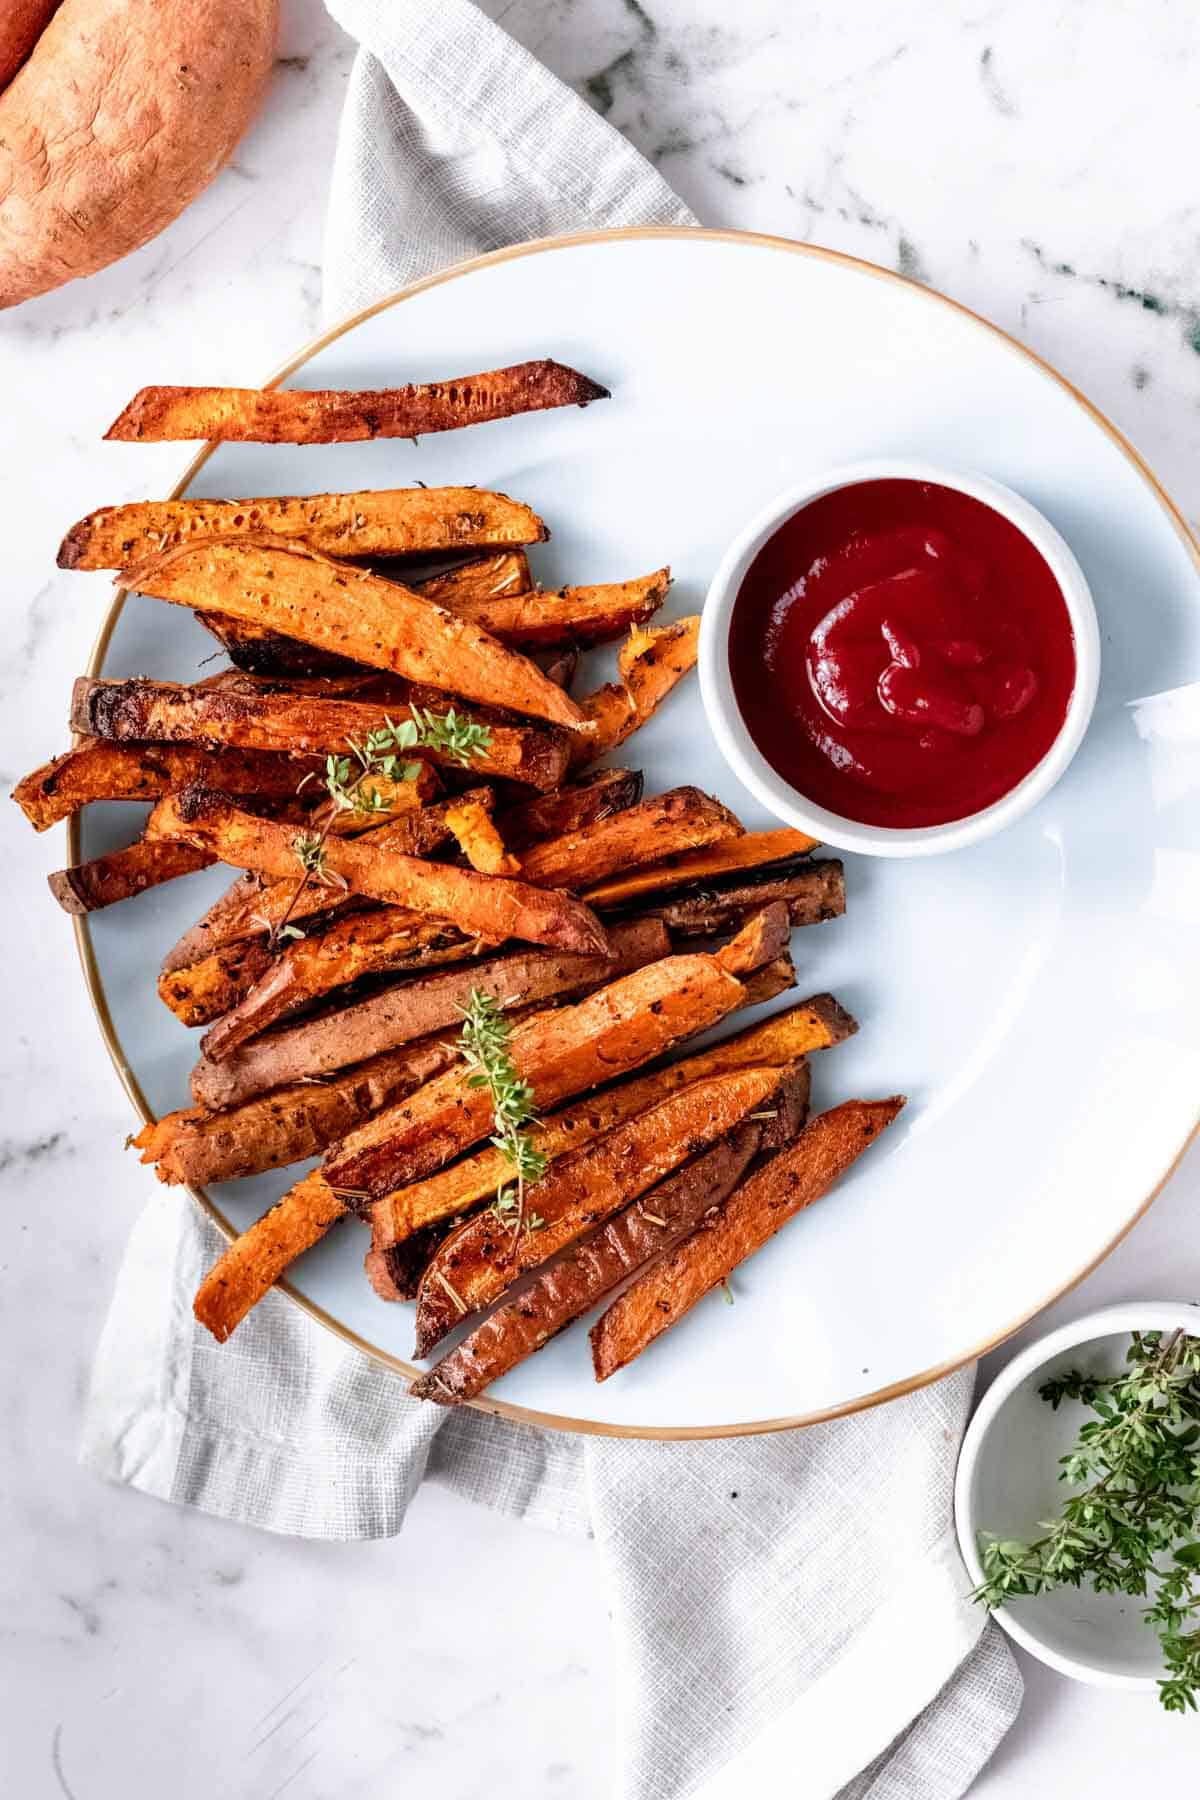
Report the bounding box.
[955,1302,1200,1710]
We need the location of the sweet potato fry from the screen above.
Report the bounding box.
[147,787,610,956]
[57,490,546,571]
[12,739,323,832]
[105,361,610,443]
[159,794,489,981]
[157,937,277,1028]
[190,919,668,1111]
[448,570,670,648]
[518,787,742,891]
[69,675,569,791]
[370,995,855,1272]
[133,1034,466,1187]
[411,1065,813,1403]
[48,838,213,914]
[444,799,519,876]
[570,616,700,768]
[537,645,579,692]
[412,1064,801,1356]
[323,950,748,1200]
[193,1171,347,1344]
[197,553,535,680]
[635,858,845,937]
[585,829,818,908]
[591,1098,906,1380]
[496,768,643,853]
[412,1135,760,1401]
[714,903,791,977]
[122,541,586,730]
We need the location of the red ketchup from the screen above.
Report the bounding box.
[728,479,1077,828]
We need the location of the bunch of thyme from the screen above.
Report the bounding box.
[458,988,547,1239]
[972,1328,1200,1711]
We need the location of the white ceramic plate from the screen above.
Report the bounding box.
[75,228,1200,1436]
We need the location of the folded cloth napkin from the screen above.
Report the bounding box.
[82,3,1022,1795]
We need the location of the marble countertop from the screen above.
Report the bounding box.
[3,1,1200,1793]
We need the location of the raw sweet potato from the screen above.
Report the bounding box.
[13,738,322,832]
[133,1034,465,1187]
[107,361,609,443]
[412,1064,802,1356]
[48,837,213,913]
[585,829,818,908]
[634,858,845,937]
[58,490,545,572]
[519,787,742,891]
[373,996,855,1258]
[323,950,748,1200]
[0,0,277,310]
[448,570,669,648]
[147,786,609,955]
[193,1172,350,1344]
[70,674,568,791]
[591,1098,906,1379]
[122,541,586,730]
[496,768,643,853]
[570,616,700,768]
[197,552,535,679]
[190,919,669,1110]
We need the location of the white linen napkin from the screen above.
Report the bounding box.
[82,3,1022,1795]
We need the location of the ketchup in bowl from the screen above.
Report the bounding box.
[727,479,1077,829]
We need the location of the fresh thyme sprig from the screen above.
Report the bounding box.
[276,707,493,944]
[972,1328,1200,1712]
[458,989,547,1239]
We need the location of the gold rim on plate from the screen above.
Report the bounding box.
[69,225,1200,1438]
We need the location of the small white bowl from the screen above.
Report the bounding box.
[698,459,1101,857]
[955,1301,1200,1689]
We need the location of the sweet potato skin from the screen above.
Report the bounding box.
[519,787,742,891]
[193,1173,347,1344]
[123,541,585,730]
[591,1098,906,1380]
[147,786,610,957]
[585,829,818,908]
[323,951,747,1200]
[58,490,545,571]
[412,1065,799,1356]
[497,768,643,853]
[450,570,670,648]
[13,738,321,832]
[70,674,569,790]
[106,361,609,443]
[133,1035,463,1187]
[0,0,278,310]
[189,919,669,1111]
[632,858,845,937]
[48,837,212,913]
[0,2,58,92]
[413,1130,764,1402]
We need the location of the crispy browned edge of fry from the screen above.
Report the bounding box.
[570,616,701,769]
[105,361,610,443]
[590,1097,907,1380]
[48,838,214,914]
[409,1067,815,1403]
[497,768,643,852]
[518,786,742,890]
[13,740,324,832]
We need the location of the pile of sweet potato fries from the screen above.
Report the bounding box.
[15,357,903,1404]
